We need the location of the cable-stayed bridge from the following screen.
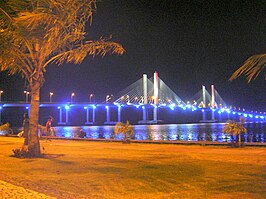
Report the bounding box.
[0,72,265,125]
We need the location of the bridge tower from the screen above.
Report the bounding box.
[153,71,159,121]
[211,84,216,120]
[142,74,148,121]
[202,85,207,121]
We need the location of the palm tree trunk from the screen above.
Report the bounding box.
[27,83,41,157]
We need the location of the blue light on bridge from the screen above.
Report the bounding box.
[232,112,236,115]
[0,106,2,110]
[170,106,174,111]
[114,103,121,108]
[243,113,248,117]
[142,106,145,110]
[255,115,259,119]
[249,114,253,118]
[218,111,221,114]
[57,106,61,109]
[186,104,192,109]
[84,106,88,110]
[93,105,96,109]
[26,107,29,109]
[65,105,70,110]
[169,103,175,110]
[105,106,109,109]
[260,116,264,119]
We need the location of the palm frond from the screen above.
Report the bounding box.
[230,54,266,82]
[46,40,125,67]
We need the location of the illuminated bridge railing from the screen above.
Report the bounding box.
[0,101,265,125]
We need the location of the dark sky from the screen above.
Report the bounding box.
[0,0,265,111]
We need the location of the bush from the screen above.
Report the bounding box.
[12,148,30,158]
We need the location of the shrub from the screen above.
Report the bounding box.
[114,121,134,144]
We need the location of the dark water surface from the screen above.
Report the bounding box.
[51,122,265,143]
[1,122,264,142]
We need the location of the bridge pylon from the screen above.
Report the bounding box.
[153,71,159,121]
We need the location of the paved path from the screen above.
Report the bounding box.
[0,180,56,199]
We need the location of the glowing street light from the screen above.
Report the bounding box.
[106,94,113,103]
[49,92,54,103]
[89,94,94,103]
[71,92,75,103]
[106,95,110,103]
[24,90,30,103]
[0,90,3,102]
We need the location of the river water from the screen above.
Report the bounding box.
[1,122,264,142]
[50,122,265,143]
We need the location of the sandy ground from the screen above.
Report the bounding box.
[0,180,55,199]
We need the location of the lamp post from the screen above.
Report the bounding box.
[106,95,110,103]
[106,94,113,103]
[89,94,94,103]
[71,92,75,103]
[0,90,3,102]
[24,90,30,103]
[49,92,53,103]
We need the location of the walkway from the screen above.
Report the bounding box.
[0,180,55,199]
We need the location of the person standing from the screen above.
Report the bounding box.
[45,118,52,135]
[45,116,54,136]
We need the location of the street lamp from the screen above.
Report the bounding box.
[89,94,94,103]
[106,94,113,103]
[49,92,53,103]
[24,90,30,103]
[0,90,3,102]
[106,95,110,103]
[71,92,75,103]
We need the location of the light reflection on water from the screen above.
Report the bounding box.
[50,122,265,143]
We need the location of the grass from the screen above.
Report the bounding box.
[0,137,265,199]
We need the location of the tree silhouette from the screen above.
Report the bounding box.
[230,54,265,83]
[0,0,124,157]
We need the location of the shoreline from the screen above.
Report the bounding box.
[2,135,265,147]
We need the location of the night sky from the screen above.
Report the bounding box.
[0,0,265,111]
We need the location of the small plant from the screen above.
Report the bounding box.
[12,148,30,158]
[223,117,247,147]
[115,121,134,144]
[12,145,45,158]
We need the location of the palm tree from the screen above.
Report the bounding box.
[230,54,266,83]
[0,0,124,157]
[223,117,247,147]
[115,121,134,143]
